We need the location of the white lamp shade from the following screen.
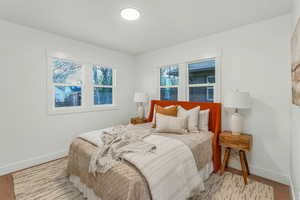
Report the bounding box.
[224,91,251,109]
[134,92,147,103]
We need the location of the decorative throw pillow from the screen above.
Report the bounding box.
[177,106,200,133]
[155,113,187,134]
[199,109,210,131]
[152,105,177,128]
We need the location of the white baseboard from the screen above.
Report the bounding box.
[228,159,289,185]
[250,165,289,185]
[0,149,68,176]
[290,176,296,200]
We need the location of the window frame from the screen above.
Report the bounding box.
[156,55,221,103]
[91,65,116,107]
[47,56,119,115]
[51,57,84,109]
[158,64,180,101]
[187,57,218,103]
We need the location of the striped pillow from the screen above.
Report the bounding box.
[152,105,177,128]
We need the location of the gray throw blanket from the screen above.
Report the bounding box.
[89,125,156,174]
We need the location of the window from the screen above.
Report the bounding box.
[188,59,216,102]
[48,56,118,114]
[159,65,179,101]
[51,58,83,107]
[157,58,219,102]
[92,66,113,105]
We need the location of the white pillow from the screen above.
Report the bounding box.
[177,106,200,133]
[199,109,210,131]
[155,113,187,134]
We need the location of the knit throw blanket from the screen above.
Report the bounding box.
[87,125,156,174]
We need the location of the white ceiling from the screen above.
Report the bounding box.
[0,0,292,55]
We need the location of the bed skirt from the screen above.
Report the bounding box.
[69,162,213,200]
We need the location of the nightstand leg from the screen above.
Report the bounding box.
[220,147,231,175]
[239,150,248,184]
[243,151,250,175]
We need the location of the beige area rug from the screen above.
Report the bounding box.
[13,158,274,200]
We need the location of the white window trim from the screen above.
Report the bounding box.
[47,56,119,115]
[156,54,221,103]
[91,67,117,108]
[186,56,221,103]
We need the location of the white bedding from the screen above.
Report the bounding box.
[123,134,204,200]
[70,162,213,200]
[78,125,204,200]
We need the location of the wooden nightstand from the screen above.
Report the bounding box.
[219,131,253,184]
[130,117,147,125]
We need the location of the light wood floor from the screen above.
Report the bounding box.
[0,163,291,200]
[0,174,15,200]
[226,168,291,200]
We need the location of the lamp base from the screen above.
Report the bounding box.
[230,112,243,135]
[137,103,144,119]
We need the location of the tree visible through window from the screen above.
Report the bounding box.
[51,58,82,107]
[48,57,117,114]
[159,65,179,101]
[92,66,113,105]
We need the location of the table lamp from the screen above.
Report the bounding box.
[134,92,147,119]
[224,90,251,135]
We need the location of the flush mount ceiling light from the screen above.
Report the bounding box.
[120,8,140,21]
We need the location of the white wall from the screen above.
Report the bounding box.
[0,12,294,188]
[293,0,300,27]
[135,14,291,184]
[0,19,136,175]
[291,0,300,199]
[291,108,300,200]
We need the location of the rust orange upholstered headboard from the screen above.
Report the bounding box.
[146,100,222,172]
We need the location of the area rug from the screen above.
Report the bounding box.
[13,158,274,200]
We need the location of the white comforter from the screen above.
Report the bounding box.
[79,127,204,200]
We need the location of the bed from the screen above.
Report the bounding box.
[67,100,221,200]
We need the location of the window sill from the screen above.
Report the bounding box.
[48,105,120,115]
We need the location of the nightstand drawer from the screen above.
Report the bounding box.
[219,131,252,151]
[130,117,147,125]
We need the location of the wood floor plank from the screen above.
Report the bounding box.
[226,167,291,200]
[0,174,15,200]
